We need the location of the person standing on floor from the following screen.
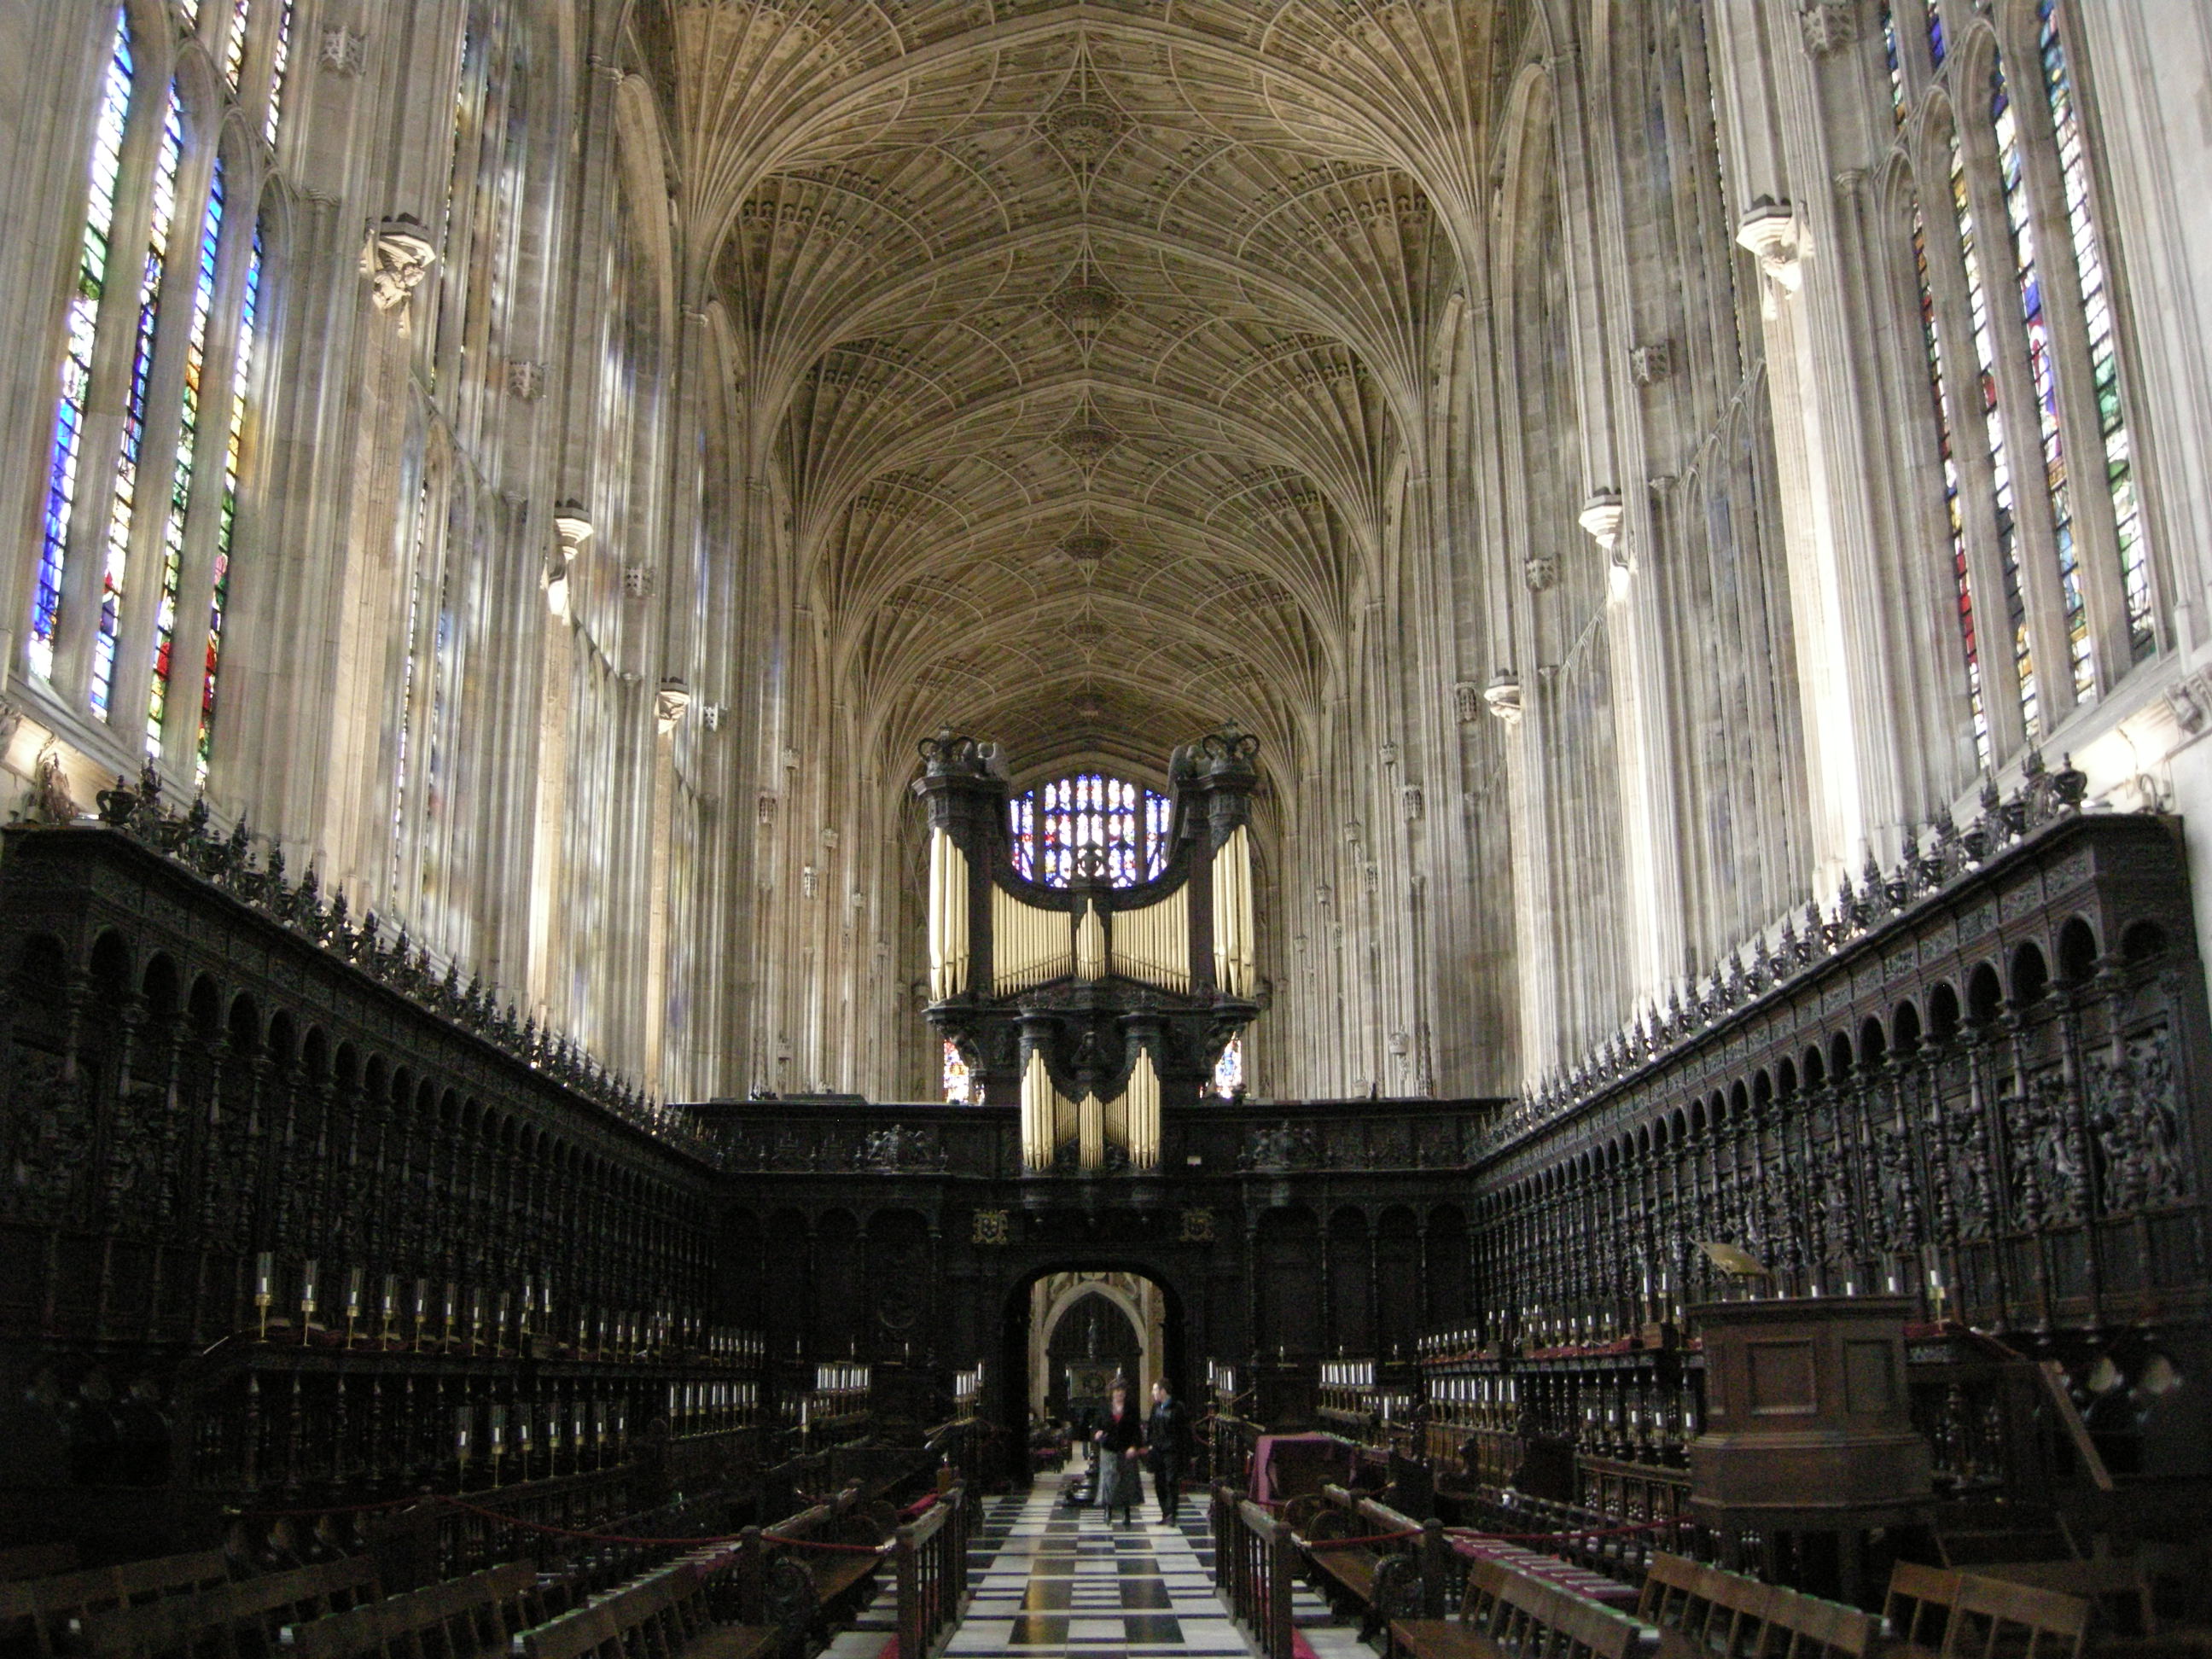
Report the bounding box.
[1093,1380,1143,1526]
[1146,1377,1190,1524]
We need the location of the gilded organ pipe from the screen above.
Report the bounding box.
[993,885,1072,994]
[1079,1092,1104,1172]
[1125,1047,1161,1170]
[1021,1048,1055,1170]
[1074,898,1106,982]
[1211,825,1256,996]
[928,829,969,999]
[1109,886,1189,992]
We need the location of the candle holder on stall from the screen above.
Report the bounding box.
[344,1267,364,1349]
[254,1252,275,1342]
[413,1278,432,1352]
[380,1274,400,1348]
[469,1289,485,1357]
[299,1258,319,1343]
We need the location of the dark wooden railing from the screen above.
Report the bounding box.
[894,1485,969,1659]
[1211,1481,1295,1659]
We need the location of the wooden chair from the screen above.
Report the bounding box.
[82,1555,381,1659]
[1638,1554,1708,1633]
[516,1604,623,1659]
[286,1563,539,1659]
[0,1549,79,1586]
[1394,1554,1644,1659]
[1939,1575,2091,1659]
[0,1551,231,1659]
[1971,1561,2157,1643]
[1886,1563,1968,1659]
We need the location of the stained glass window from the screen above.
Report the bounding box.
[942,1039,975,1104]
[1881,4,1906,125]
[262,0,292,146]
[1926,0,1947,67]
[148,158,224,757]
[95,83,183,718]
[391,474,432,888]
[1010,774,1171,888]
[1992,61,2093,701]
[2039,0,2151,660]
[1212,1035,1245,1099]
[223,0,251,94]
[200,227,261,778]
[1950,122,2039,742]
[34,12,131,683]
[1914,203,1991,770]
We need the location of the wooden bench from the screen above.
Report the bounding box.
[1882,1562,2094,1659]
[1971,1560,2192,1650]
[1299,1483,1452,1636]
[0,1550,78,1586]
[1884,1563,1966,1659]
[0,1551,231,1659]
[519,1557,777,1659]
[1458,1484,1684,1587]
[756,1487,890,1624]
[1392,1553,1650,1659]
[283,1563,541,1659]
[1945,1573,2092,1659]
[1638,1553,1876,1659]
[81,1554,381,1659]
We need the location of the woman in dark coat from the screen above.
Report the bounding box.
[1092,1382,1143,1525]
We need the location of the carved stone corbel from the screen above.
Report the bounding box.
[361,216,437,311]
[1736,198,1807,296]
[1482,669,1523,727]
[1799,0,1860,56]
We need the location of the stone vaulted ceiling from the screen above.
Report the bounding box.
[643,1,1511,783]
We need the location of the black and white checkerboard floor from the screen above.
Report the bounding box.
[820,1462,1373,1659]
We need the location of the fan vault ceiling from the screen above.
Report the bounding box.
[641,1,1513,782]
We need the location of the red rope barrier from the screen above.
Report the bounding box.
[234,1494,433,1518]
[437,1497,753,1548]
[760,1533,894,1556]
[1297,1528,1424,1552]
[1448,1517,1681,1548]
[249,1492,887,1556]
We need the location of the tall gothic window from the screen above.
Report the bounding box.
[1887,0,2153,766]
[1009,774,1171,888]
[147,157,223,755]
[942,1039,975,1104]
[1211,1035,1245,1099]
[33,14,131,685]
[32,3,288,777]
[95,82,182,719]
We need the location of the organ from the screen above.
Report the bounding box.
[914,729,1263,1171]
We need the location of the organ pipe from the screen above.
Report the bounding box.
[928,829,969,999]
[1022,1048,1055,1170]
[1125,1046,1161,1171]
[993,885,1072,994]
[1212,824,1256,996]
[1109,885,1189,992]
[1074,898,1106,982]
[1079,1092,1104,1172]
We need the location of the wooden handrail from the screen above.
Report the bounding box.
[893,1484,967,1659]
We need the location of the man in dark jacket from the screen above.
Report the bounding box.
[1145,1378,1190,1523]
